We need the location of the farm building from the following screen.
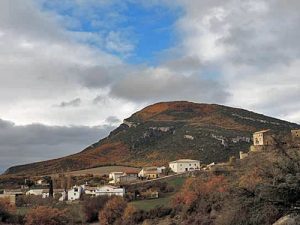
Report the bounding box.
[109,172,125,184]
[138,167,160,179]
[68,186,83,201]
[109,171,138,184]
[95,185,125,197]
[169,159,200,173]
[253,129,274,146]
[291,129,300,139]
[118,172,138,184]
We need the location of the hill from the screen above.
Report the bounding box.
[4,101,300,175]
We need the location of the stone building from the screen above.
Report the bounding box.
[239,151,249,159]
[253,129,274,146]
[291,129,300,139]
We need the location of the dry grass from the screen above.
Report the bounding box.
[63,166,140,176]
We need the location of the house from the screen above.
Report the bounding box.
[204,162,216,171]
[118,172,138,184]
[169,159,200,173]
[68,186,83,201]
[253,129,273,146]
[26,189,48,196]
[138,167,160,179]
[84,186,97,196]
[42,189,66,200]
[95,185,125,197]
[109,172,125,184]
[35,179,48,186]
[239,151,249,159]
[1,190,24,206]
[291,130,300,139]
[157,166,166,174]
[3,189,23,196]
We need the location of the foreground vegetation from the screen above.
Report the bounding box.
[2,142,300,224]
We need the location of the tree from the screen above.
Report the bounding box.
[24,206,69,225]
[0,198,15,222]
[43,176,54,198]
[239,166,264,191]
[122,204,136,221]
[82,196,109,223]
[98,197,127,225]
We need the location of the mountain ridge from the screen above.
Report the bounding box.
[4,101,300,175]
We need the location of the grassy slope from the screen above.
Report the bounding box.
[129,176,186,211]
[5,101,300,176]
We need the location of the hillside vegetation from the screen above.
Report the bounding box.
[4,101,300,176]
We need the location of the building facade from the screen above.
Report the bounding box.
[95,185,125,197]
[68,186,83,201]
[118,172,138,184]
[291,129,300,139]
[253,129,273,146]
[169,159,200,173]
[138,167,160,179]
[109,172,125,184]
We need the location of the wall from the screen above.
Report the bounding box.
[291,130,300,138]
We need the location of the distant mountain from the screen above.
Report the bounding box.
[5,101,300,175]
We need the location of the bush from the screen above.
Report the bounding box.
[82,195,109,222]
[24,206,69,225]
[0,198,15,222]
[99,197,127,225]
[16,195,56,207]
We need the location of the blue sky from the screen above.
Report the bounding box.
[39,0,182,64]
[1,0,300,171]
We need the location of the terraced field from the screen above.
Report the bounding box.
[62,165,140,176]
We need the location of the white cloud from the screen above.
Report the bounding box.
[165,0,300,123]
[1,0,300,170]
[0,0,136,126]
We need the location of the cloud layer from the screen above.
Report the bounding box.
[0,118,114,173]
[0,0,300,171]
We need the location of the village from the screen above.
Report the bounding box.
[1,128,300,209]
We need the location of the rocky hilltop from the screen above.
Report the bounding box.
[5,101,300,175]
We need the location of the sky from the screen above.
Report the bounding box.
[0,0,300,172]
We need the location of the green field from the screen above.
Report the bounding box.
[164,176,186,191]
[129,176,186,211]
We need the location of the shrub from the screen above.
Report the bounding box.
[98,197,127,225]
[24,206,69,225]
[16,195,56,207]
[82,195,109,222]
[0,198,15,222]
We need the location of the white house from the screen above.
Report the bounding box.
[84,186,97,196]
[36,179,48,186]
[109,172,125,184]
[68,186,83,201]
[95,185,125,197]
[157,166,166,174]
[169,159,200,173]
[26,189,48,196]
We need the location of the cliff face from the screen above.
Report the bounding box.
[5,101,300,175]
